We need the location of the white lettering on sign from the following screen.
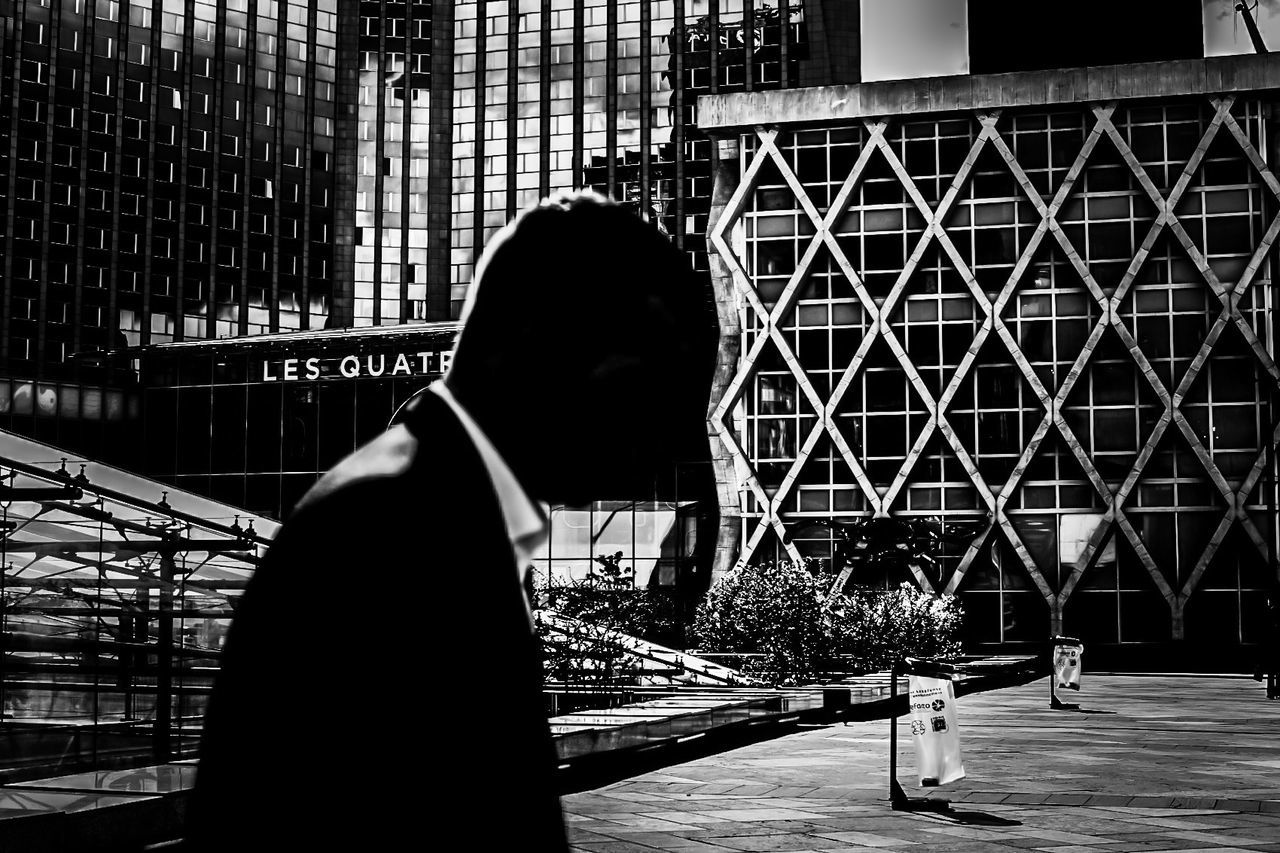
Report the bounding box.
[260,350,455,382]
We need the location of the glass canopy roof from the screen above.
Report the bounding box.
[0,429,278,778]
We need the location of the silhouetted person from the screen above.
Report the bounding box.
[186,192,716,850]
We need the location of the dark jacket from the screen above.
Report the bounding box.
[187,391,567,851]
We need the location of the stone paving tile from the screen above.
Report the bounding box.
[601,832,716,849]
[1144,847,1249,853]
[1111,816,1235,830]
[572,840,670,852]
[1161,830,1277,847]
[626,841,739,853]
[1012,829,1121,845]
[562,676,1280,852]
[678,825,795,839]
[694,808,832,822]
[596,816,709,833]
[811,829,921,846]
[680,835,839,852]
[569,827,628,845]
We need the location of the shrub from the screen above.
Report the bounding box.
[691,562,965,685]
[830,582,965,673]
[689,560,833,686]
[537,552,682,686]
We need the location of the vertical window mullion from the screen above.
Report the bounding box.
[372,0,387,325]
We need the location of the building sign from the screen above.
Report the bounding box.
[682,6,796,50]
[260,350,453,382]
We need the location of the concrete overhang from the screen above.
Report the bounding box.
[697,53,1280,133]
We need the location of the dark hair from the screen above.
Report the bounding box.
[448,191,714,388]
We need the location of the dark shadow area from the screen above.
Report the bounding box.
[941,809,1024,827]
[969,0,1203,74]
[1052,697,1118,714]
[892,799,1024,826]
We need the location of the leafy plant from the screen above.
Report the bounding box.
[689,559,832,686]
[829,582,964,673]
[690,561,965,685]
[538,552,682,686]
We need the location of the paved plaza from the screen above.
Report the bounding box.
[562,675,1280,852]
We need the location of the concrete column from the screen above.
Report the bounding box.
[706,133,744,583]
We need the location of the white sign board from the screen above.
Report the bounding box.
[907,675,965,787]
[1054,641,1084,691]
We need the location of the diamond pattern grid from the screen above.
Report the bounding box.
[710,96,1280,638]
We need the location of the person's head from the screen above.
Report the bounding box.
[446,191,717,506]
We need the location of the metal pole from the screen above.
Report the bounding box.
[889,661,901,807]
[153,551,174,761]
[1049,636,1059,709]
[1,488,7,722]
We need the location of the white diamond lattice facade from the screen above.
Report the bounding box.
[701,58,1280,654]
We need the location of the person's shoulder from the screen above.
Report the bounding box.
[289,392,472,519]
[293,423,422,517]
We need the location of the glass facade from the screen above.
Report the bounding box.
[139,330,714,589]
[139,324,458,518]
[0,0,340,454]
[351,0,439,326]
[449,0,809,319]
[714,95,1280,652]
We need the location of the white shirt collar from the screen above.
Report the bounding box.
[428,382,550,572]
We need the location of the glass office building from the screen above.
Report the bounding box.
[701,56,1280,656]
[1,0,340,453]
[348,0,452,325]
[448,0,836,317]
